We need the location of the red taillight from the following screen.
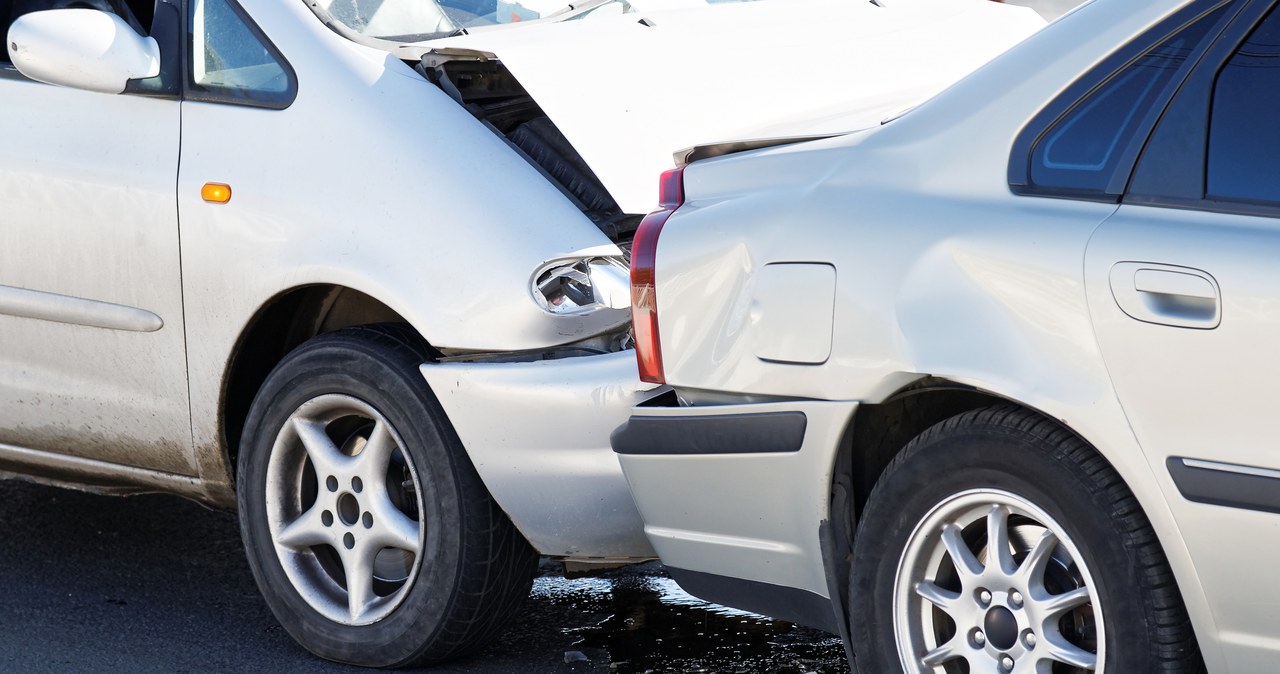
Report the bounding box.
[631,167,684,384]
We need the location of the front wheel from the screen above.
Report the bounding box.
[237,325,537,667]
[849,406,1203,674]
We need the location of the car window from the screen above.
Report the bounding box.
[187,0,293,107]
[1206,4,1280,204]
[1025,4,1226,196]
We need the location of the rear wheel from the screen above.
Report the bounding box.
[237,324,537,667]
[849,406,1203,674]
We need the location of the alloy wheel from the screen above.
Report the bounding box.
[893,489,1103,673]
[264,393,425,626]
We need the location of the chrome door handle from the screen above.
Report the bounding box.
[1109,262,1221,329]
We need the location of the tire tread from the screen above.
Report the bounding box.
[852,405,1204,673]
[240,323,537,669]
[328,324,538,666]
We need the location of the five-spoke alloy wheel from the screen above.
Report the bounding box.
[238,325,537,668]
[849,407,1204,674]
[265,393,425,626]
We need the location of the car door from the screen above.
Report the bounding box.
[0,0,194,475]
[1084,0,1280,668]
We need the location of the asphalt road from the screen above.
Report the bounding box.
[0,480,848,673]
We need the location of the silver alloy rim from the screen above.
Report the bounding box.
[893,489,1104,673]
[265,394,425,626]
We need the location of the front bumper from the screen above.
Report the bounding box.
[420,350,662,560]
[612,398,857,601]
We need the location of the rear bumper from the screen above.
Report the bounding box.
[420,350,662,560]
[611,398,857,609]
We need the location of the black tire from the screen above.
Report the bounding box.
[237,324,538,668]
[848,406,1203,674]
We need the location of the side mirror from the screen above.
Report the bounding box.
[7,9,160,94]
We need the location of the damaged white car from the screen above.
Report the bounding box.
[0,0,1041,666]
[611,0,1280,672]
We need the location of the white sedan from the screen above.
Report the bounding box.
[0,0,1040,667]
[613,0,1274,671]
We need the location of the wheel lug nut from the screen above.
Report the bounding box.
[1010,590,1024,608]
[362,512,373,529]
[352,476,363,493]
[326,476,338,492]
[343,532,355,549]
[977,589,992,606]
[1000,654,1014,671]
[970,629,986,647]
[321,510,333,527]
[1022,630,1037,648]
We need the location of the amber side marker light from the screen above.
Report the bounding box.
[201,182,232,204]
[630,166,685,385]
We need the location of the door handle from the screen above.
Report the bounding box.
[1109,262,1221,329]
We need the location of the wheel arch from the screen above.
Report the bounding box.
[822,376,1215,668]
[825,379,1012,638]
[220,284,418,480]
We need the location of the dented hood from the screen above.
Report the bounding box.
[425,0,1044,214]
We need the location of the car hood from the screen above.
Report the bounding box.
[422,0,1044,214]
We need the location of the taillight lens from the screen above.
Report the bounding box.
[631,167,684,384]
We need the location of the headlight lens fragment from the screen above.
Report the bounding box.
[532,257,630,315]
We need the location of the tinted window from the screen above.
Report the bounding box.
[1028,7,1224,195]
[1207,6,1280,203]
[188,0,292,106]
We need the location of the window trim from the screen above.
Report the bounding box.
[182,0,297,109]
[1007,0,1238,203]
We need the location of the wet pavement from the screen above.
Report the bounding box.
[0,479,848,673]
[518,564,849,674]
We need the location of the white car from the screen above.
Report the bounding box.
[613,0,1276,671]
[0,0,1042,667]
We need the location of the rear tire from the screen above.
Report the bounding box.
[849,406,1203,673]
[237,324,537,668]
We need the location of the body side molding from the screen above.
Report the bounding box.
[0,284,163,332]
[612,411,807,455]
[1168,457,1280,515]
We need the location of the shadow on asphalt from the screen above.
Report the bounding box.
[0,480,847,673]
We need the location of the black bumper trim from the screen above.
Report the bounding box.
[1168,456,1280,515]
[611,411,807,455]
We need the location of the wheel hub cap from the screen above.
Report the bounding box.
[337,492,360,526]
[983,606,1018,651]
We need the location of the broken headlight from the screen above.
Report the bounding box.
[531,256,630,315]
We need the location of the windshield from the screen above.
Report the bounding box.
[310,0,753,42]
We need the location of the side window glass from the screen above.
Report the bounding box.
[188,0,293,107]
[1027,6,1225,195]
[1206,6,1280,203]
